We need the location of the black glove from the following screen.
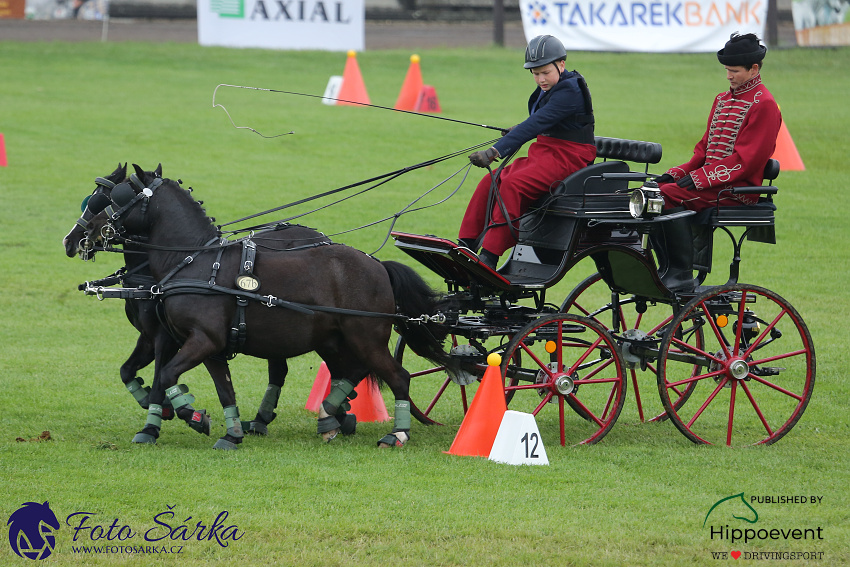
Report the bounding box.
[676,175,696,190]
[469,147,500,168]
[500,125,517,137]
[654,173,674,185]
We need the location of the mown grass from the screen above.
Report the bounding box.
[0,40,848,565]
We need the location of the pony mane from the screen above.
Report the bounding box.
[159,177,217,229]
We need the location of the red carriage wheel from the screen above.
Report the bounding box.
[657,284,815,446]
[500,313,626,446]
[562,272,697,422]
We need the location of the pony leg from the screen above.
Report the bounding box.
[120,335,154,409]
[212,405,243,450]
[317,378,358,442]
[378,400,411,448]
[132,404,163,444]
[165,384,211,436]
[245,359,287,435]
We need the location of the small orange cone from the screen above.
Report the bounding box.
[0,133,7,167]
[305,362,332,412]
[414,85,441,113]
[305,362,390,422]
[336,50,370,107]
[394,54,424,111]
[446,353,507,457]
[349,379,390,423]
[771,120,804,171]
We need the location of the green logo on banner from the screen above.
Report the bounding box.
[211,0,244,18]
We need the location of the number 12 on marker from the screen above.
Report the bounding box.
[521,432,539,458]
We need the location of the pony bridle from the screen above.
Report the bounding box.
[82,173,163,252]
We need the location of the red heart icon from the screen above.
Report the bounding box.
[731,551,742,559]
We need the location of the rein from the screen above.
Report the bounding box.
[218,140,497,232]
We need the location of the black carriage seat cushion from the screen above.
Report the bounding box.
[595,136,663,165]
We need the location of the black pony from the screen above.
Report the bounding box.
[64,164,333,447]
[84,165,450,448]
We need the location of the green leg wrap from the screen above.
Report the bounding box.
[145,404,163,430]
[165,383,195,410]
[126,377,150,405]
[394,400,411,431]
[223,405,244,438]
[257,384,281,423]
[165,384,209,435]
[323,379,356,413]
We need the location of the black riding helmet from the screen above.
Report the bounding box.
[524,35,567,69]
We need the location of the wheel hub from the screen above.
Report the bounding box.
[553,374,575,395]
[535,363,576,400]
[728,359,750,380]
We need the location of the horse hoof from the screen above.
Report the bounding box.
[377,431,408,448]
[245,421,268,436]
[322,429,340,443]
[132,432,157,444]
[213,438,240,450]
[339,413,357,436]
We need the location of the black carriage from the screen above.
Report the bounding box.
[392,137,815,447]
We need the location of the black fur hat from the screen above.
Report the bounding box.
[717,32,767,66]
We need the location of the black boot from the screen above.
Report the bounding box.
[478,249,499,270]
[458,238,479,252]
[652,217,697,292]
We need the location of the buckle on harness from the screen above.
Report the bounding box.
[235,238,261,292]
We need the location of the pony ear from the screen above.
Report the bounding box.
[120,163,127,177]
[155,163,163,178]
[132,163,145,180]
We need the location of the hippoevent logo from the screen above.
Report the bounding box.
[524,0,763,27]
[704,492,825,561]
[7,502,60,560]
[6,503,244,560]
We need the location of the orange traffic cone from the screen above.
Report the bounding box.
[305,362,390,422]
[0,133,7,167]
[349,379,390,423]
[446,353,507,457]
[305,362,332,412]
[414,85,441,113]
[394,54,424,111]
[336,50,370,107]
[771,120,804,171]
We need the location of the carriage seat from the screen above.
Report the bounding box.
[517,137,663,251]
[694,159,780,241]
[691,159,780,275]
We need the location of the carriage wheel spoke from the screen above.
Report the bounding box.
[686,378,728,429]
[740,380,774,437]
[726,380,737,446]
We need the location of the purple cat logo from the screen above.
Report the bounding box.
[7,502,60,560]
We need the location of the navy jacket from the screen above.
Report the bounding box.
[494,70,594,157]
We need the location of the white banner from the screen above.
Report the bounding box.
[198,0,364,51]
[520,0,766,52]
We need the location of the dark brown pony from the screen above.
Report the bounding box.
[64,164,334,447]
[83,165,449,448]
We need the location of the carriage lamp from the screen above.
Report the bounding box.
[629,180,664,219]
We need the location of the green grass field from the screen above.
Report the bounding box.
[0,39,848,566]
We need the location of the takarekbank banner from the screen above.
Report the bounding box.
[520,0,766,52]
[197,0,364,51]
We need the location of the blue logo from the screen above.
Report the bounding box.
[526,1,551,25]
[7,502,60,560]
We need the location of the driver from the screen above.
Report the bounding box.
[459,35,596,270]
